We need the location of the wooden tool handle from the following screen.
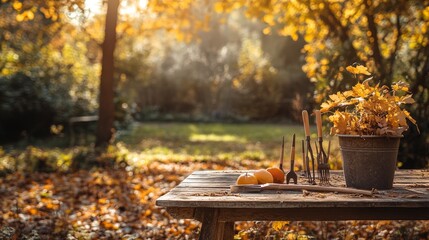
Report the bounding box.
[230,183,374,196]
[302,110,310,137]
[315,110,323,138]
[301,139,306,171]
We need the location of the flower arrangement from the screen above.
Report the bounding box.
[320,64,418,136]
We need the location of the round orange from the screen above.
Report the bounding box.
[266,167,285,183]
[253,169,274,184]
[236,173,258,185]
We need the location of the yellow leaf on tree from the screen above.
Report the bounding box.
[346,65,371,75]
[329,92,345,102]
[356,65,371,75]
[263,14,275,26]
[214,2,223,13]
[346,65,359,74]
[262,27,271,35]
[320,102,332,112]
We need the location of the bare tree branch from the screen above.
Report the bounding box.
[388,13,402,81]
[364,0,386,82]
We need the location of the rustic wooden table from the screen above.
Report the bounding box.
[156,170,429,240]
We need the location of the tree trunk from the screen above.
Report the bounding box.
[96,0,120,147]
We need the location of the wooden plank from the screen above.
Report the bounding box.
[184,175,237,180]
[191,170,245,175]
[189,174,239,178]
[170,188,230,193]
[187,174,242,178]
[216,207,429,221]
[230,183,374,195]
[156,170,429,217]
[166,207,195,219]
[182,179,235,184]
[175,182,234,188]
[157,194,429,208]
[182,170,429,185]
[165,187,429,199]
[163,206,429,221]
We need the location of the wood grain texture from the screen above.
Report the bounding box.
[230,183,374,195]
[198,208,220,240]
[216,207,429,221]
[302,110,311,137]
[220,222,235,240]
[156,170,429,220]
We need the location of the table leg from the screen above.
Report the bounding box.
[197,209,235,240]
[220,221,235,240]
[198,208,220,240]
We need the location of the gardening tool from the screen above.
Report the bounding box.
[327,139,331,163]
[230,183,374,196]
[279,136,285,172]
[301,140,306,177]
[315,110,330,185]
[314,140,322,180]
[302,110,316,184]
[286,134,298,184]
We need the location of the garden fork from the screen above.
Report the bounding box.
[286,134,297,184]
[315,110,330,185]
[302,110,316,184]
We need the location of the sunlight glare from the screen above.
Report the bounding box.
[121,0,148,17]
[189,134,246,143]
[84,0,103,18]
[84,0,148,18]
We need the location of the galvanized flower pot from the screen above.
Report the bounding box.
[338,135,402,190]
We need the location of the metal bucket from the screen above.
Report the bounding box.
[338,135,402,190]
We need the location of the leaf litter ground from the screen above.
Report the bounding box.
[1,122,428,239]
[1,160,429,239]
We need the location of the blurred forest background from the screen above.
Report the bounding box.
[1,0,428,167]
[1,0,429,239]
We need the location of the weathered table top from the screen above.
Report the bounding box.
[156,170,429,221]
[157,170,429,239]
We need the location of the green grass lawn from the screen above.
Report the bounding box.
[117,122,342,170]
[0,121,342,173]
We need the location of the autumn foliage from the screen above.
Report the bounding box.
[321,65,417,136]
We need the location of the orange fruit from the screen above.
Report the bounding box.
[236,173,258,185]
[266,167,285,183]
[253,169,274,184]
